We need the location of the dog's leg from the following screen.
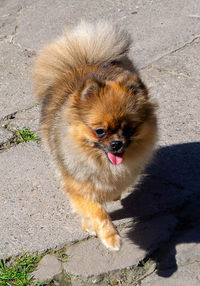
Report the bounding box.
[68,193,120,251]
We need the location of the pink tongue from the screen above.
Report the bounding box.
[107,152,123,165]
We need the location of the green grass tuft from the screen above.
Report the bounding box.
[0,254,39,286]
[15,128,40,144]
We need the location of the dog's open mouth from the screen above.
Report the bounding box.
[107,152,124,165]
[95,143,124,165]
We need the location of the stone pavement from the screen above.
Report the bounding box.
[0,0,200,285]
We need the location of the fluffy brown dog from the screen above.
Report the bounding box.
[33,22,157,251]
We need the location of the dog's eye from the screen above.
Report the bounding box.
[95,128,106,138]
[123,126,136,137]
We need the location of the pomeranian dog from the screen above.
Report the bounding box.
[33,22,157,251]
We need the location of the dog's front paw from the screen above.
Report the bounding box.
[101,232,121,251]
[97,220,121,251]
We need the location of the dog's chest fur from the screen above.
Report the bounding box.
[58,131,141,194]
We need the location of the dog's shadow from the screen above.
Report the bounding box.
[110,142,200,277]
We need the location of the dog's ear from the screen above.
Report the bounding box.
[117,73,149,99]
[80,75,104,101]
[81,79,99,100]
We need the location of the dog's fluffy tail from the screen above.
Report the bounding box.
[33,21,131,99]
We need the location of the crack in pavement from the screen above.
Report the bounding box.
[9,6,23,46]
[0,5,22,44]
[149,65,191,78]
[140,34,200,71]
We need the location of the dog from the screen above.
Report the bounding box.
[33,21,157,250]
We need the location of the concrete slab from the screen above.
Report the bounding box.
[142,227,200,286]
[0,42,36,118]
[63,215,177,277]
[149,37,200,82]
[140,37,200,146]
[141,262,200,286]
[155,225,200,273]
[32,254,62,283]
[0,142,87,258]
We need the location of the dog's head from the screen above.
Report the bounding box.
[67,73,157,165]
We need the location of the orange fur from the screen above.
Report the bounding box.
[33,22,157,251]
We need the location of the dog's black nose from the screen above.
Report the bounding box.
[110,141,123,152]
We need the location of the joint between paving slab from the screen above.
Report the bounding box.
[33,252,157,285]
[1,202,195,284]
[0,103,40,122]
[0,239,157,285]
[0,126,40,152]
